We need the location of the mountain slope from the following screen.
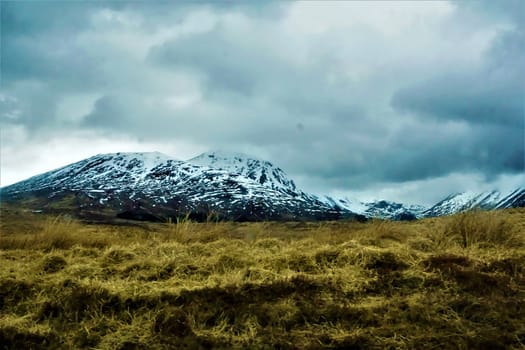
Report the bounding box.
[324,196,426,220]
[189,152,426,220]
[189,151,340,210]
[1,152,356,222]
[1,151,522,222]
[423,188,525,217]
[495,188,525,209]
[189,151,299,195]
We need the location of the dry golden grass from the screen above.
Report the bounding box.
[0,207,524,349]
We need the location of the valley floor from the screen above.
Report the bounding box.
[0,208,524,349]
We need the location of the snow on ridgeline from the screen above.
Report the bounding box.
[1,151,350,221]
[2,152,182,193]
[1,150,522,220]
[321,195,426,220]
[423,189,525,217]
[188,151,299,195]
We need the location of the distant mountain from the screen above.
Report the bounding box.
[495,188,525,209]
[1,151,522,222]
[361,200,427,220]
[323,196,426,221]
[189,151,300,196]
[0,152,360,222]
[189,152,430,220]
[189,150,333,205]
[423,188,525,217]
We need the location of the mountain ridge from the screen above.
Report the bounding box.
[423,188,525,217]
[1,151,523,221]
[188,151,299,195]
[0,152,356,222]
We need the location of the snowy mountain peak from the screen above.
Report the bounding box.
[190,150,269,164]
[189,151,298,194]
[423,188,524,217]
[91,152,178,168]
[1,151,354,222]
[102,152,178,169]
[324,196,426,220]
[1,150,522,222]
[496,188,525,209]
[2,152,184,195]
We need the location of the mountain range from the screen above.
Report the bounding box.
[0,151,523,222]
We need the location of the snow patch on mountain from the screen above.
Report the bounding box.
[495,188,525,209]
[188,151,298,195]
[423,188,524,217]
[320,196,368,214]
[320,195,425,220]
[3,152,183,194]
[1,152,351,221]
[1,150,522,221]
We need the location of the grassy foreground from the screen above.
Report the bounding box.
[0,208,524,349]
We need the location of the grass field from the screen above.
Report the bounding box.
[1,207,524,349]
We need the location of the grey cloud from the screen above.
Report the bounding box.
[393,0,524,125]
[391,69,523,128]
[0,83,58,130]
[1,1,286,130]
[2,34,105,89]
[1,1,104,85]
[122,1,286,28]
[0,1,280,37]
[281,120,523,191]
[0,95,20,122]
[149,32,258,94]
[385,124,524,180]
[147,23,372,155]
[456,0,525,26]
[1,1,100,36]
[388,0,524,188]
[148,25,292,96]
[2,1,524,203]
[392,27,524,128]
[83,96,124,128]
[0,1,273,88]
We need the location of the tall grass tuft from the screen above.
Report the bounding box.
[0,215,110,250]
[441,210,521,248]
[165,214,194,242]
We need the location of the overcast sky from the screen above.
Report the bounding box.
[0,0,523,206]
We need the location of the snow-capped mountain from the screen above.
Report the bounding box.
[361,201,426,220]
[323,196,426,220]
[0,152,358,222]
[423,188,525,217]
[189,151,338,212]
[1,151,522,222]
[495,188,525,209]
[2,152,177,195]
[189,151,299,196]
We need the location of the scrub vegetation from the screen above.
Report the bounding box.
[1,207,524,349]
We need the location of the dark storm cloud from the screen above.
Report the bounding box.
[389,0,524,182]
[391,69,523,128]
[283,120,523,189]
[385,123,524,180]
[1,1,285,130]
[1,1,97,36]
[1,0,523,201]
[391,22,524,129]
[1,1,105,84]
[83,96,124,127]
[148,25,312,98]
[149,31,259,94]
